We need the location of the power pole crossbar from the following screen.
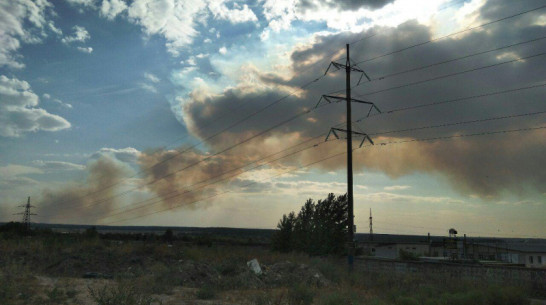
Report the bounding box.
[315,95,382,118]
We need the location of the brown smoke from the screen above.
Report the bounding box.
[39,156,128,223]
[297,129,546,198]
[137,131,305,208]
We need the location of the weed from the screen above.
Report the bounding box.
[196,285,216,300]
[88,282,161,305]
[287,284,314,305]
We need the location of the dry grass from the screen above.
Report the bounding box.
[0,232,535,305]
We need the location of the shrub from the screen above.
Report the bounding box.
[196,285,216,300]
[88,282,160,305]
[288,284,314,305]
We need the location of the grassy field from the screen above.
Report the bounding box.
[0,228,536,305]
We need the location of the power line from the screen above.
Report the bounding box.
[354,51,546,98]
[63,107,544,222]
[325,36,546,97]
[62,134,335,221]
[348,0,466,46]
[353,3,546,65]
[357,82,546,119]
[46,3,546,217]
[373,35,546,81]
[49,69,332,210]
[103,147,349,225]
[103,124,546,225]
[367,110,546,136]
[43,82,545,219]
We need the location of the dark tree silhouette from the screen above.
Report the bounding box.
[272,193,348,255]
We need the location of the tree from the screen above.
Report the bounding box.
[271,193,348,255]
[163,228,174,244]
[272,212,295,252]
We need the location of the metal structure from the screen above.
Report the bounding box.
[14,197,36,230]
[369,208,373,241]
[322,44,380,269]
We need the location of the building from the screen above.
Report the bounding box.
[372,242,430,259]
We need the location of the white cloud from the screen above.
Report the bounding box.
[62,25,90,44]
[0,75,71,137]
[139,82,157,93]
[42,93,72,108]
[0,164,42,177]
[127,0,208,56]
[76,46,93,53]
[53,98,73,109]
[91,147,142,163]
[144,72,160,83]
[218,46,227,54]
[0,0,55,68]
[100,0,128,20]
[65,0,97,8]
[260,0,449,38]
[360,192,466,205]
[32,160,85,171]
[384,185,411,191]
[208,0,258,23]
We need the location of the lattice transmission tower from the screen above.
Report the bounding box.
[14,196,36,230]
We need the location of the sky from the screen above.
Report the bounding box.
[0,0,545,238]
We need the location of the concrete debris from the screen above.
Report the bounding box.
[247,258,262,275]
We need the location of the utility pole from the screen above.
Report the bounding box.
[369,208,373,241]
[321,44,380,270]
[14,196,36,231]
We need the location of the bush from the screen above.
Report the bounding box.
[88,282,160,305]
[196,285,216,300]
[288,284,314,305]
[399,249,420,261]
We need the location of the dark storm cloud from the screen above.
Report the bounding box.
[178,0,546,199]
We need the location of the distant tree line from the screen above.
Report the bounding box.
[272,193,348,255]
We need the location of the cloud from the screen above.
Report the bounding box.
[62,25,91,44]
[208,0,258,23]
[92,147,142,163]
[76,46,93,53]
[139,82,157,93]
[175,0,546,199]
[100,0,128,20]
[0,0,56,68]
[65,0,97,8]
[144,72,160,83]
[42,93,73,108]
[0,164,43,177]
[31,160,86,171]
[218,46,227,54]
[0,75,71,137]
[260,0,449,38]
[53,98,73,108]
[384,185,411,191]
[127,0,207,56]
[359,192,466,205]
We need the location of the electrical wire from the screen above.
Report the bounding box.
[103,124,546,225]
